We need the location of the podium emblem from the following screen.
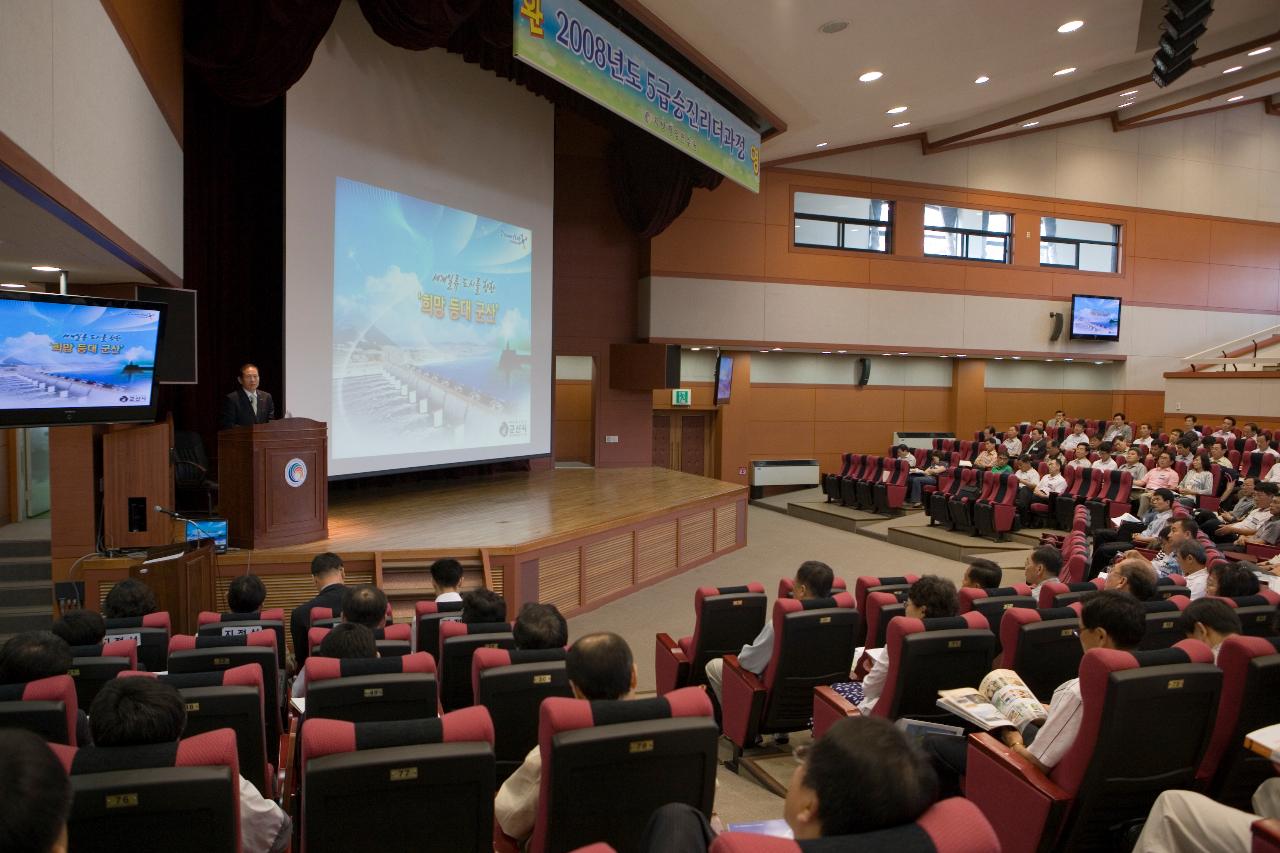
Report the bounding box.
[284,458,308,488]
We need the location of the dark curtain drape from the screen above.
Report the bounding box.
[184,0,725,235]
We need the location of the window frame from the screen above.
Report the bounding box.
[792,193,895,255]
[921,205,1013,265]
[1039,218,1122,273]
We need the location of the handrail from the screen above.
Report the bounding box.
[1182,324,1280,365]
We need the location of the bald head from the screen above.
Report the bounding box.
[565,632,636,701]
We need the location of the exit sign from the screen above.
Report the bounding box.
[672,389,692,406]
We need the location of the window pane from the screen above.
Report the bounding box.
[1041,217,1118,243]
[795,192,889,221]
[924,229,964,258]
[843,223,889,252]
[795,218,838,247]
[1079,242,1118,273]
[1040,241,1078,267]
[925,204,1011,233]
[978,235,1008,262]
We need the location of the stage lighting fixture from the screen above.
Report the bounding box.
[1152,0,1214,87]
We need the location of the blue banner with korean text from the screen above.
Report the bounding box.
[513,0,761,192]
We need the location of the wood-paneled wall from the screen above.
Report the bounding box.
[554,379,593,464]
[651,167,1280,315]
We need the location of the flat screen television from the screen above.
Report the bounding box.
[1069,294,1121,341]
[715,353,734,405]
[185,518,229,553]
[0,291,165,427]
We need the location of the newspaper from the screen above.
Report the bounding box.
[1245,723,1280,761]
[937,669,1049,735]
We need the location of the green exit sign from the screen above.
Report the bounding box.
[672,389,692,406]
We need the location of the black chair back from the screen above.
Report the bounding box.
[67,767,238,853]
[760,607,860,733]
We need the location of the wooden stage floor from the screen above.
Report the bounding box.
[250,467,745,558]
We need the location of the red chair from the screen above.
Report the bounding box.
[922,467,955,520]
[1085,470,1133,532]
[709,797,1000,853]
[1053,468,1097,531]
[1254,819,1280,853]
[655,583,768,696]
[926,469,964,527]
[854,456,888,511]
[1036,578,1105,609]
[852,574,917,646]
[472,646,571,783]
[1028,467,1078,529]
[948,470,993,534]
[838,454,870,506]
[1212,591,1280,637]
[439,619,515,711]
[1197,635,1280,810]
[872,458,912,514]
[307,622,412,657]
[822,452,853,502]
[104,611,171,672]
[0,674,79,745]
[197,608,287,668]
[168,630,282,746]
[972,472,1020,541]
[67,637,138,711]
[522,688,716,853]
[721,594,859,768]
[964,641,1221,853]
[1138,597,1191,650]
[50,728,242,853]
[959,585,1035,656]
[857,590,907,667]
[997,605,1084,702]
[777,576,847,600]
[413,598,464,659]
[813,612,993,736]
[303,651,438,723]
[301,708,495,853]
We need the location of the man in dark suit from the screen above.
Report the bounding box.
[289,552,347,671]
[219,363,274,429]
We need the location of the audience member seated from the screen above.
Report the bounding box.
[904,451,947,508]
[1047,411,1070,431]
[88,676,290,852]
[1174,598,1241,663]
[1131,770,1280,852]
[1232,491,1280,548]
[1024,427,1047,460]
[102,578,157,619]
[227,574,268,615]
[1024,545,1064,604]
[1177,540,1210,599]
[990,452,1012,474]
[1066,443,1091,471]
[923,590,1145,794]
[1012,456,1041,524]
[1061,420,1089,453]
[1177,454,1214,504]
[1184,414,1202,437]
[1044,441,1066,468]
[341,584,388,629]
[1103,557,1157,601]
[1030,458,1068,525]
[1001,428,1022,458]
[973,439,997,470]
[1135,453,1181,512]
[1120,447,1148,482]
[461,587,508,623]
[495,632,637,844]
[1200,477,1260,535]
[51,610,105,649]
[1155,517,1199,579]
[0,728,72,853]
[430,558,465,603]
[1175,437,1198,466]
[641,716,940,853]
[962,558,1004,590]
[1090,488,1174,578]
[827,575,958,714]
[292,622,378,698]
[1133,422,1155,450]
[1209,562,1262,599]
[1092,441,1117,473]
[1209,440,1236,471]
[1207,482,1278,543]
[1103,413,1132,444]
[291,552,347,670]
[1258,432,1280,460]
[1211,416,1239,445]
[704,561,833,703]
[512,602,568,650]
[0,631,90,748]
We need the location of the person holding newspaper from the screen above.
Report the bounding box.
[922,591,1146,795]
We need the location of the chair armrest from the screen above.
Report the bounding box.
[280,716,298,817]
[654,633,690,697]
[964,733,1071,853]
[1198,495,1221,512]
[720,655,766,749]
[1247,543,1280,560]
[1252,818,1280,852]
[813,685,860,740]
[493,821,521,853]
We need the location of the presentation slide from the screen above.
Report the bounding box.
[332,178,534,463]
[0,299,161,408]
[1071,296,1121,339]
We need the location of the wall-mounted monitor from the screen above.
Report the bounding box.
[715,353,734,405]
[1069,294,1121,342]
[0,291,165,427]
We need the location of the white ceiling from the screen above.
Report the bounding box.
[636,0,1280,160]
[0,178,148,289]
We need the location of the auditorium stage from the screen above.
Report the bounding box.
[80,468,748,629]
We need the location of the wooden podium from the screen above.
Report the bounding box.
[130,541,218,635]
[218,418,328,549]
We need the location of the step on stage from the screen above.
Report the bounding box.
[81,468,748,627]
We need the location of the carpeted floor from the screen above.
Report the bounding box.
[564,502,979,824]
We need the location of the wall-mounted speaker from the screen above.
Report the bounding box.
[857,358,871,386]
[1049,312,1065,342]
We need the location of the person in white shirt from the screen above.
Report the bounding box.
[1208,440,1235,470]
[1102,413,1132,444]
[1183,415,1202,438]
[1134,777,1280,853]
[1002,428,1023,458]
[1024,545,1063,607]
[1092,442,1118,473]
[1210,483,1279,543]
[1175,540,1210,600]
[1132,423,1155,450]
[1034,458,1068,500]
[1175,597,1241,662]
[1060,420,1089,453]
[1013,456,1041,525]
[1255,433,1280,460]
[1211,416,1238,445]
[1066,443,1092,471]
[1046,411,1070,431]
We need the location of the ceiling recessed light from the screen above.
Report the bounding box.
[897,352,909,356]
[1094,361,1105,365]
[1044,358,1053,362]
[974,75,990,84]
[886,105,909,115]
[1227,95,1245,102]
[858,71,883,83]
[821,351,833,355]
[994,356,1004,360]
[758,350,769,353]
[892,121,911,128]
[816,141,829,148]
[771,347,782,351]
[819,20,849,34]
[1022,121,1040,128]
[690,347,701,351]
[1063,358,1074,362]
[31,266,61,272]
[1011,356,1021,360]
[881,353,892,356]
[1120,89,1139,97]
[1119,101,1135,108]
[1223,65,1243,74]
[1248,46,1273,56]
[0,283,24,289]
[1057,20,1084,33]
[836,350,847,354]
[1053,67,1077,76]
[938,355,949,358]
